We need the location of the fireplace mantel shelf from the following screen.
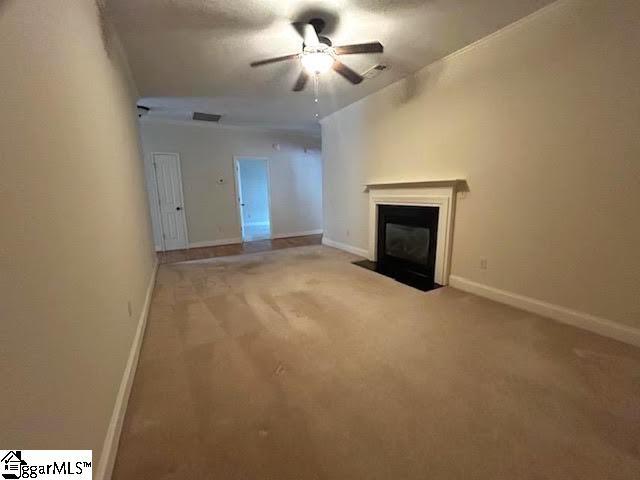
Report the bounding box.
[363,179,467,192]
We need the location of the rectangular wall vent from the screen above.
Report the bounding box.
[193,112,222,122]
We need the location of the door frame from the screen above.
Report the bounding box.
[233,155,273,242]
[152,152,189,251]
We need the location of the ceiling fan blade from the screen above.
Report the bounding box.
[302,23,319,47]
[250,53,299,67]
[333,42,384,55]
[332,60,364,84]
[292,70,309,91]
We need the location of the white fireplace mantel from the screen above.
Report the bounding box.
[366,179,464,286]
[363,179,466,192]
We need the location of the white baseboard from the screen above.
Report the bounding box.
[95,260,159,480]
[322,237,368,258]
[271,229,323,239]
[189,238,242,248]
[449,275,640,347]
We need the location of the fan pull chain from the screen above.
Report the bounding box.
[314,74,320,120]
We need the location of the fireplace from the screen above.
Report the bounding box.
[354,204,441,291]
[343,179,464,290]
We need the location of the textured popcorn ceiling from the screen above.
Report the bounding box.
[107,0,555,132]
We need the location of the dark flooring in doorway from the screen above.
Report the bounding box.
[157,234,322,264]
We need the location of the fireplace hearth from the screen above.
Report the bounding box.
[354,204,441,291]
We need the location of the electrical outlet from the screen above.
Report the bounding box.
[479,257,488,270]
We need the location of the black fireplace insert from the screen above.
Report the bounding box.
[354,204,440,291]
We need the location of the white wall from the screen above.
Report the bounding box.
[0,0,156,472]
[322,0,640,330]
[140,120,323,247]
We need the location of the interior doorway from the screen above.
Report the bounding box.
[234,157,272,241]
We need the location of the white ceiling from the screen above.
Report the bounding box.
[107,0,555,133]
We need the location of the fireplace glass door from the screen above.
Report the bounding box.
[377,204,439,288]
[385,223,430,267]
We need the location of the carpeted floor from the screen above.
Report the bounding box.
[113,245,640,480]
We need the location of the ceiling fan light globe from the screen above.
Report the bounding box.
[301,52,334,75]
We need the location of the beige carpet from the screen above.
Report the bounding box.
[113,245,640,479]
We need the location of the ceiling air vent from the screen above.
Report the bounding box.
[362,64,388,80]
[193,112,222,122]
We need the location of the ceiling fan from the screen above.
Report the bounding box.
[250,18,383,92]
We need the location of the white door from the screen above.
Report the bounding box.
[153,153,188,250]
